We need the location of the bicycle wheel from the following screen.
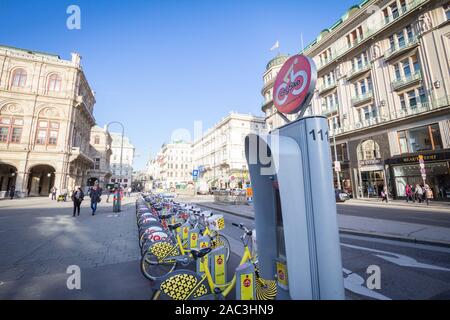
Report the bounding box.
[154,269,212,300]
[211,234,231,262]
[141,231,170,256]
[140,240,178,281]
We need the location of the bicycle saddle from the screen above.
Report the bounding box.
[190,247,212,259]
[160,212,175,219]
[167,222,182,231]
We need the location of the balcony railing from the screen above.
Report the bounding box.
[351,91,373,106]
[392,71,422,91]
[316,0,426,71]
[347,62,372,80]
[328,95,450,137]
[384,36,419,60]
[322,104,339,116]
[318,80,337,94]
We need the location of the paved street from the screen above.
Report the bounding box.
[197,204,450,300]
[1,196,450,300]
[337,202,450,228]
[0,196,150,299]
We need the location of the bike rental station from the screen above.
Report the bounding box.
[136,54,345,300]
[244,54,344,300]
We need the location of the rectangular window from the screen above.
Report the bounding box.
[412,56,420,73]
[430,124,443,150]
[418,87,427,105]
[37,130,47,144]
[389,35,395,49]
[14,118,23,126]
[398,131,409,153]
[446,4,450,20]
[400,95,406,110]
[1,118,11,125]
[360,80,366,94]
[408,90,417,109]
[395,64,401,80]
[48,131,58,145]
[397,31,405,48]
[406,25,414,41]
[39,121,48,128]
[50,122,59,129]
[400,0,407,13]
[391,3,399,19]
[408,126,433,152]
[402,59,411,78]
[11,128,22,143]
[0,127,9,142]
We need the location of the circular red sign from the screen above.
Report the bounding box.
[217,257,223,265]
[243,278,251,287]
[278,270,285,280]
[273,54,316,115]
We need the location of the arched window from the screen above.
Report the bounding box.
[47,74,62,92]
[357,140,381,161]
[11,68,27,87]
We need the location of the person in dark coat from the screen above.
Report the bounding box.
[89,182,102,216]
[71,186,84,217]
[9,185,15,199]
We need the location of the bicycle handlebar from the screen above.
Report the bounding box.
[232,222,252,236]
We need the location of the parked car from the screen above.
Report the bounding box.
[335,189,350,202]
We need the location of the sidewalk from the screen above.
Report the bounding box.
[193,201,450,247]
[347,197,450,211]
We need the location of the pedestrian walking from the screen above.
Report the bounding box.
[405,184,413,203]
[381,186,388,203]
[128,187,132,197]
[410,184,416,203]
[106,187,111,203]
[415,184,423,203]
[90,182,102,216]
[424,184,433,206]
[9,185,15,200]
[71,186,84,217]
[51,186,57,200]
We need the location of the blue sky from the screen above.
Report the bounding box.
[0,0,358,169]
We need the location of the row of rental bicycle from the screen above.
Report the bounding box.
[136,193,277,300]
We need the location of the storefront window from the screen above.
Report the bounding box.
[397,124,443,154]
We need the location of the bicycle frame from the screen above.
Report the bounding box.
[186,242,253,299]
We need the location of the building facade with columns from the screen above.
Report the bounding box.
[192,112,267,188]
[110,133,135,188]
[0,45,96,197]
[262,0,450,200]
[86,125,112,188]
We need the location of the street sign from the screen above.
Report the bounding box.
[273,54,317,116]
[192,170,199,177]
[334,161,341,172]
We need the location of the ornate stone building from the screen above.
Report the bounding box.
[0,45,96,197]
[192,112,267,188]
[261,0,450,200]
[87,125,112,188]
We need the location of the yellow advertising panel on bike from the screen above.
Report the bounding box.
[276,260,289,290]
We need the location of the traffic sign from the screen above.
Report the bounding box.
[273,54,317,116]
[192,170,199,177]
[334,161,341,172]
